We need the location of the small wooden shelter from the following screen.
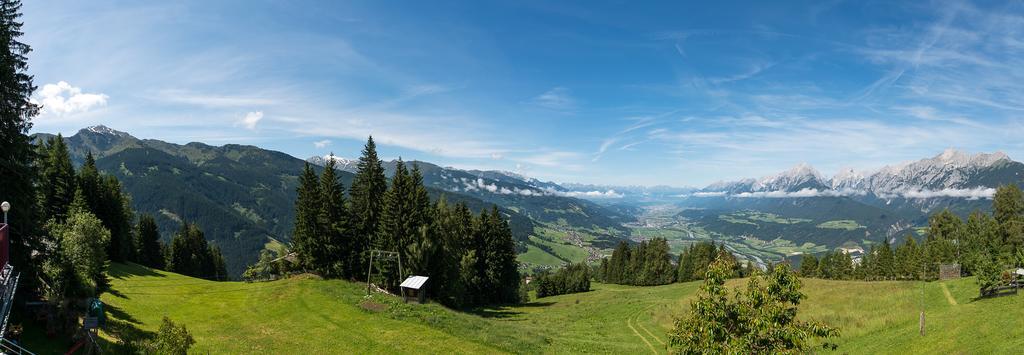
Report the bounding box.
[399,276,429,304]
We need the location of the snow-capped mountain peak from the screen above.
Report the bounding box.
[83,125,131,137]
[753,163,827,192]
[306,155,359,173]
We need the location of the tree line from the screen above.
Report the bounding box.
[798,185,1024,296]
[597,239,755,287]
[533,262,590,298]
[272,138,521,307]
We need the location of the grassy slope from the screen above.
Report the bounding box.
[96,263,546,354]
[87,263,1024,354]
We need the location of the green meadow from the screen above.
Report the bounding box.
[36,263,1021,354]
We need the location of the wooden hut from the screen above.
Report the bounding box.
[399,276,429,304]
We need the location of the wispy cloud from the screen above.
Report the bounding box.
[313,139,331,148]
[532,87,575,110]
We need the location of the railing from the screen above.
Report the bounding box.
[0,337,35,355]
[0,264,19,338]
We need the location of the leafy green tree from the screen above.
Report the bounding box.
[668,257,838,354]
[135,214,164,269]
[349,137,388,277]
[152,316,195,355]
[0,0,41,276]
[45,191,110,298]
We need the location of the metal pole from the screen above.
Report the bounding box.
[366,251,375,296]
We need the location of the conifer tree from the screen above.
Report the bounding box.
[481,206,520,303]
[318,156,349,277]
[377,159,412,252]
[799,254,818,278]
[291,163,322,272]
[99,175,134,262]
[992,185,1024,253]
[78,152,102,211]
[0,0,41,274]
[136,214,164,269]
[37,135,77,223]
[349,137,388,277]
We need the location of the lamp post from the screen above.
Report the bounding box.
[0,201,8,225]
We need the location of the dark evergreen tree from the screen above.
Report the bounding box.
[168,222,217,280]
[799,254,818,278]
[318,157,349,277]
[481,206,521,303]
[291,163,322,272]
[98,175,134,262]
[136,214,164,269]
[37,135,76,223]
[348,137,388,278]
[0,0,41,277]
[992,185,1024,254]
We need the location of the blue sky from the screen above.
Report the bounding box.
[22,0,1024,186]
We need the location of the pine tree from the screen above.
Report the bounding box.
[291,163,322,272]
[800,254,818,278]
[136,214,164,269]
[348,137,388,278]
[98,175,134,262]
[992,185,1024,254]
[0,0,41,275]
[481,206,520,303]
[377,159,412,252]
[168,222,217,280]
[78,152,102,211]
[318,157,349,278]
[37,135,77,223]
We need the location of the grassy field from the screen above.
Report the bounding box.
[51,263,1024,354]
[817,219,866,230]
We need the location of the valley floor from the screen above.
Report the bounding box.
[33,263,1022,354]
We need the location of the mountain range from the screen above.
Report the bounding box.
[34,126,1024,275]
[35,126,635,276]
[700,149,1021,199]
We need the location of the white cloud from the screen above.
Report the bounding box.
[239,111,263,130]
[881,187,996,200]
[692,191,728,197]
[732,188,867,198]
[35,81,108,116]
[561,189,624,199]
[533,87,574,110]
[313,139,332,148]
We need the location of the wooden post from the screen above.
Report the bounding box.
[919,311,925,336]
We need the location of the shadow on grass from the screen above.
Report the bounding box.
[469,302,555,319]
[106,287,129,299]
[108,262,165,280]
[106,303,142,325]
[969,290,1020,303]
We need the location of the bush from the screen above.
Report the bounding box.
[152,317,195,355]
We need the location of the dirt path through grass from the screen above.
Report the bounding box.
[626,314,659,354]
[940,283,958,305]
